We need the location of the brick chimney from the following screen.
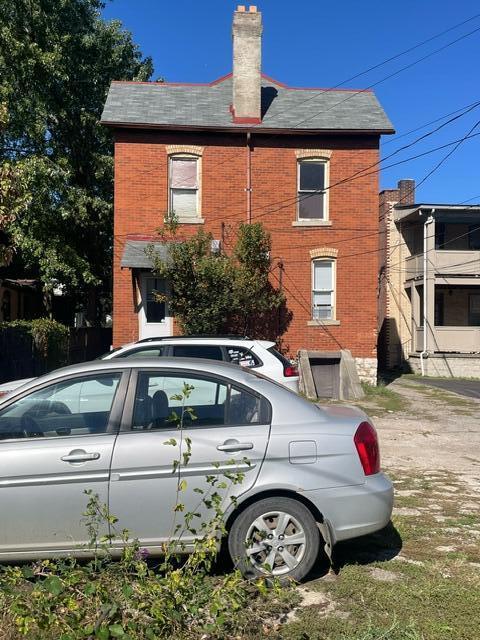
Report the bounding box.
[232,5,262,123]
[398,179,415,205]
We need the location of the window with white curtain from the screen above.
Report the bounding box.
[169,156,199,218]
[312,259,335,320]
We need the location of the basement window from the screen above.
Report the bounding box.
[169,156,199,219]
[298,159,329,220]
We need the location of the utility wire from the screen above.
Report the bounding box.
[286,23,480,130]
[156,13,480,186]
[214,127,480,224]
[261,13,480,123]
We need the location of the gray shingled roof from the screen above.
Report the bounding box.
[120,240,171,269]
[101,74,394,133]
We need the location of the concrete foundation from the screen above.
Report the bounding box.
[408,353,480,378]
[355,357,378,385]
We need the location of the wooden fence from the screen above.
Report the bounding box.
[0,327,112,384]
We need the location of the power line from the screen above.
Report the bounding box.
[214,127,480,225]
[382,99,480,147]
[277,23,480,130]
[136,14,480,185]
[263,13,480,125]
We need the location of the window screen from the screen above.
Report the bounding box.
[312,260,334,320]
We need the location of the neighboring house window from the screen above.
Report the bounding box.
[468,225,480,250]
[312,259,335,320]
[435,222,446,249]
[469,293,480,326]
[169,155,199,218]
[298,159,329,220]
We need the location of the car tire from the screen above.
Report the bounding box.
[228,496,321,582]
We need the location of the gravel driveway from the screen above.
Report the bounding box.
[360,378,480,493]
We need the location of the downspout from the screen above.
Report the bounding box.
[246,132,252,223]
[420,209,435,376]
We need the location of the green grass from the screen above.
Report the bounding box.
[277,469,480,640]
[356,382,409,416]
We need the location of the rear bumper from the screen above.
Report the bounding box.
[303,472,394,545]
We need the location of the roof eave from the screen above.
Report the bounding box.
[100,120,395,136]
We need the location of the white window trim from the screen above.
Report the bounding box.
[310,258,337,324]
[167,154,204,223]
[296,158,330,222]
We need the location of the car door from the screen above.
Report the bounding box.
[0,370,127,559]
[108,368,271,551]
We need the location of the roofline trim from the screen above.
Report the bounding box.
[101,120,394,135]
[395,203,480,210]
[110,72,375,93]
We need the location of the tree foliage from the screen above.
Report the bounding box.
[0,0,153,322]
[150,223,292,339]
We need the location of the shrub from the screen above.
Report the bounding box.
[0,318,69,374]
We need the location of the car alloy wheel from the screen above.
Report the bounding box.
[245,510,306,575]
[228,496,321,582]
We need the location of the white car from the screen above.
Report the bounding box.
[0,336,299,398]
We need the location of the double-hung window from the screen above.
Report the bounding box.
[312,259,335,320]
[169,156,199,219]
[298,159,328,220]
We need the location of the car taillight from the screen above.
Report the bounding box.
[284,364,298,377]
[354,421,380,476]
[0,391,7,399]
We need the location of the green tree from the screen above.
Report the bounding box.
[0,0,153,323]
[150,222,292,340]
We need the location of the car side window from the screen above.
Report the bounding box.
[226,346,260,368]
[228,386,262,425]
[132,373,228,430]
[172,345,224,361]
[115,346,165,359]
[0,374,121,441]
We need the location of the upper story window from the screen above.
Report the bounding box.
[298,159,329,221]
[169,155,199,219]
[312,258,335,320]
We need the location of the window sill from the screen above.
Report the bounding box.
[292,220,332,227]
[307,319,340,326]
[168,217,205,224]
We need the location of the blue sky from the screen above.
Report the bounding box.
[103,0,480,203]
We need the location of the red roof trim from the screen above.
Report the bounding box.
[111,72,372,93]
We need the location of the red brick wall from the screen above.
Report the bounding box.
[113,129,380,359]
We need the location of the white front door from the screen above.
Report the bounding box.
[138,275,172,339]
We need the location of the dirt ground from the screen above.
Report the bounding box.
[361,378,480,493]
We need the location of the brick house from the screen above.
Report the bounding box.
[101,5,393,383]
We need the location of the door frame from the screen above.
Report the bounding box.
[138,273,173,339]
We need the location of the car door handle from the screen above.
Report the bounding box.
[61,451,100,463]
[217,440,254,452]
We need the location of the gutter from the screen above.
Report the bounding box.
[246,132,252,223]
[99,121,395,136]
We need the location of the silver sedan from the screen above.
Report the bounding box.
[0,358,393,581]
